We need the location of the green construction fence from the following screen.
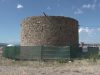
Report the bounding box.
[84,47,99,58]
[3,46,70,60]
[2,46,20,59]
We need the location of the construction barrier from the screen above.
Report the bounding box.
[2,46,20,59]
[3,46,70,60]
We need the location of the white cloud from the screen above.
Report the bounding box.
[82,4,95,9]
[79,26,100,43]
[17,4,23,9]
[79,27,91,33]
[74,0,97,15]
[82,0,97,10]
[82,4,92,8]
[79,27,100,35]
[79,27,95,38]
[74,8,83,15]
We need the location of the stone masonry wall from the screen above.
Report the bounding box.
[21,16,79,48]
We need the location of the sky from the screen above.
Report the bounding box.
[0,0,100,44]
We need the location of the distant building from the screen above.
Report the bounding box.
[79,42,100,52]
[0,43,7,47]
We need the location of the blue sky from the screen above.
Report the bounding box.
[0,0,100,44]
